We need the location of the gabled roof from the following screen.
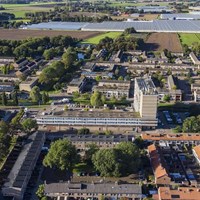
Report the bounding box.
[148,144,169,180]
[193,145,200,160]
[155,187,200,200]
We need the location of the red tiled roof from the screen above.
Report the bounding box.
[193,145,200,159]
[142,133,200,141]
[147,144,169,180]
[154,187,200,200]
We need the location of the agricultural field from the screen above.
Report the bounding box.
[0,29,102,40]
[179,33,200,47]
[112,14,159,21]
[82,32,122,44]
[109,2,170,7]
[0,2,63,18]
[144,33,183,53]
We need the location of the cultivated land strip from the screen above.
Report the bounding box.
[0,29,102,40]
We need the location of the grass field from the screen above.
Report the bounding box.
[179,33,200,46]
[82,32,122,44]
[0,2,62,18]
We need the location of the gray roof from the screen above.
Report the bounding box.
[44,182,142,195]
[82,20,200,33]
[161,13,200,20]
[25,20,200,33]
[38,109,140,118]
[135,77,157,95]
[63,134,133,143]
[3,132,44,190]
[69,77,86,87]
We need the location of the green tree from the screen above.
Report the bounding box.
[2,92,7,106]
[163,94,170,102]
[134,137,145,149]
[39,67,56,84]
[30,86,41,103]
[0,132,11,162]
[42,92,49,105]
[182,116,200,133]
[0,121,9,135]
[90,91,103,107]
[118,76,124,81]
[101,95,106,104]
[1,65,8,74]
[173,125,182,133]
[36,184,45,199]
[92,148,121,177]
[43,48,55,60]
[78,128,90,135]
[188,77,194,85]
[22,118,38,133]
[43,139,79,171]
[12,91,18,105]
[62,47,77,67]
[95,75,102,82]
[116,142,140,174]
[84,143,99,165]
[11,109,24,128]
[124,27,136,34]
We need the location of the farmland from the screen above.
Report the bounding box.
[144,33,183,53]
[0,2,63,18]
[179,33,200,47]
[82,32,122,44]
[0,29,102,40]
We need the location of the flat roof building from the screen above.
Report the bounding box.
[36,107,157,132]
[134,77,158,119]
[67,77,87,94]
[19,76,38,92]
[93,80,131,99]
[44,182,143,200]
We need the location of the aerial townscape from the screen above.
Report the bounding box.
[1,0,200,200]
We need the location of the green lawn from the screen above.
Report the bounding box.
[0,2,60,18]
[179,33,200,47]
[82,32,122,44]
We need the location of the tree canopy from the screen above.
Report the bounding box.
[0,35,76,58]
[92,142,141,177]
[43,139,80,171]
[30,86,41,103]
[22,118,38,133]
[92,148,121,177]
[182,115,200,133]
[90,91,103,107]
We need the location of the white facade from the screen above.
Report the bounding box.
[134,77,158,118]
[37,116,157,127]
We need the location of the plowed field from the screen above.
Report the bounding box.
[0,29,101,40]
[145,33,183,53]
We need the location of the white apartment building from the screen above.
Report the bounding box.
[134,77,158,118]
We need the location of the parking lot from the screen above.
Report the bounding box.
[157,110,190,129]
